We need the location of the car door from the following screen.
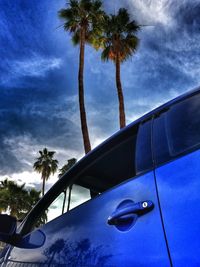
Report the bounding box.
[2,120,171,267]
[153,91,200,267]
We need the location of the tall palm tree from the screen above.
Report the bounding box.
[59,158,77,213]
[33,148,58,196]
[58,0,105,154]
[100,8,140,129]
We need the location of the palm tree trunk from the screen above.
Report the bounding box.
[67,185,73,212]
[79,27,91,154]
[42,175,45,196]
[115,53,126,129]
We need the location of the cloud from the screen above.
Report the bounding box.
[127,0,173,26]
[0,56,63,87]
[10,56,62,78]
[0,170,59,193]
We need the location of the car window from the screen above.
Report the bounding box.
[166,93,200,155]
[153,92,200,165]
[33,185,91,227]
[135,119,153,174]
[25,120,153,232]
[153,112,171,165]
[40,192,65,225]
[69,185,90,211]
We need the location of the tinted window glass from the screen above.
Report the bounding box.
[153,92,200,165]
[33,185,91,229]
[153,113,171,165]
[77,126,139,192]
[135,119,153,174]
[166,93,200,155]
[66,185,90,211]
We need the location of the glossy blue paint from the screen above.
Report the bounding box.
[17,229,46,249]
[4,172,170,266]
[155,149,200,266]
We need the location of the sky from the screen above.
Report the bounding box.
[0,0,200,192]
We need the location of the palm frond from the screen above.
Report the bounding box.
[59,158,77,178]
[33,148,58,180]
[100,7,140,63]
[72,30,80,45]
[58,0,104,46]
[101,46,112,61]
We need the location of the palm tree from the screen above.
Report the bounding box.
[26,188,47,226]
[58,158,77,178]
[0,179,46,222]
[59,158,77,213]
[26,188,42,209]
[33,148,58,196]
[100,8,140,129]
[0,180,9,213]
[0,179,28,218]
[58,0,105,154]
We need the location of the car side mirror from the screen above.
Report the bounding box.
[0,214,17,243]
[0,214,46,249]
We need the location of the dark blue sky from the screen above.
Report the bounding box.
[0,0,200,188]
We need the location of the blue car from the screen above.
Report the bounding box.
[1,87,200,266]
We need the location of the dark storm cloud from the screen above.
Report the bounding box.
[0,94,82,175]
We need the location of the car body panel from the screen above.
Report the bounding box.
[155,149,200,267]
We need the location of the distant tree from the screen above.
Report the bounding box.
[59,158,77,213]
[0,179,27,218]
[58,0,105,154]
[26,188,41,208]
[0,179,45,221]
[58,158,77,178]
[26,188,48,226]
[100,8,140,129]
[0,179,9,213]
[33,148,58,196]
